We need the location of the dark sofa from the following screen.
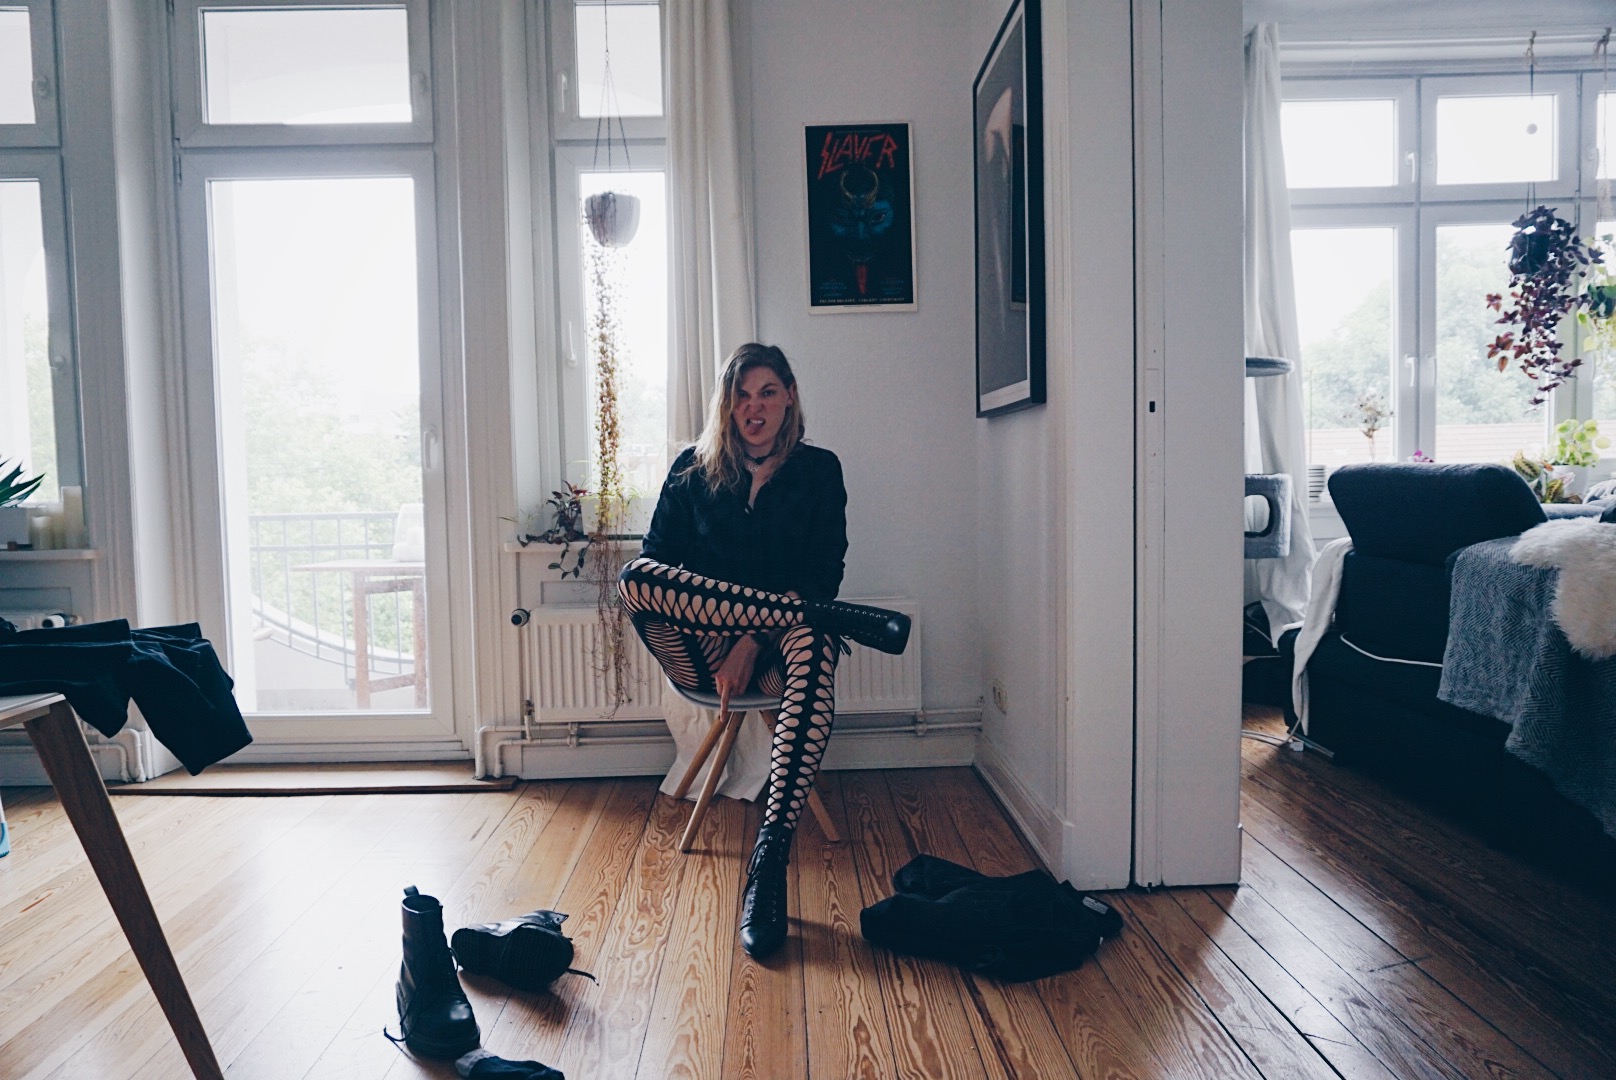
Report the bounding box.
[1284,462,1616,877]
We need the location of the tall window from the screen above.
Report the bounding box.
[1285,70,1611,473]
[171,0,454,736]
[0,1,77,509]
[550,0,667,506]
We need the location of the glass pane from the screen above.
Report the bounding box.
[0,180,57,504]
[1282,99,1396,188]
[1601,92,1613,180]
[580,171,667,499]
[0,9,34,125]
[576,2,662,118]
[201,8,411,125]
[1435,94,1556,185]
[208,177,427,714]
[1291,227,1396,468]
[1595,220,1616,446]
[1434,223,1543,462]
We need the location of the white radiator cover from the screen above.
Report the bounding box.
[524,599,922,722]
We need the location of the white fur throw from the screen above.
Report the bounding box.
[1510,520,1616,660]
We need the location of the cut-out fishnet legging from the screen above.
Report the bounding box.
[620,558,840,829]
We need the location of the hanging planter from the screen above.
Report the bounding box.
[1485,205,1607,406]
[584,191,641,248]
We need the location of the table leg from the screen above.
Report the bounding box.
[25,702,224,1080]
[352,573,371,709]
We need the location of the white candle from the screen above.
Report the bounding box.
[43,501,64,548]
[60,485,86,548]
[28,512,53,550]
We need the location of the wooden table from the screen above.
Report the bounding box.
[0,694,223,1079]
[292,559,427,708]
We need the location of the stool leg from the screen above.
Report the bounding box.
[679,709,744,853]
[671,709,730,801]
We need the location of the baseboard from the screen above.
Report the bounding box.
[973,734,1063,872]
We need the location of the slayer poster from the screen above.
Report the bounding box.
[804,123,917,311]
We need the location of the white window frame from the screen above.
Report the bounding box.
[550,141,668,485]
[1283,78,1416,207]
[170,0,433,149]
[548,0,665,145]
[174,147,458,744]
[1287,67,1610,480]
[0,0,59,148]
[1418,73,1579,204]
[0,152,79,487]
[1416,200,1552,459]
[1289,205,1418,462]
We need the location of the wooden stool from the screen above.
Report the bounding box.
[667,685,840,853]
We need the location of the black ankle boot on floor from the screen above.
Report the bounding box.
[395,886,480,1058]
[739,824,794,959]
[451,908,594,992]
[802,598,911,655]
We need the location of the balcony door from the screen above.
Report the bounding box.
[177,152,458,746]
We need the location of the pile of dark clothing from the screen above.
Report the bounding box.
[0,618,251,772]
[860,854,1123,981]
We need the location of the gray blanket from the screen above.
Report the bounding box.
[1439,538,1616,837]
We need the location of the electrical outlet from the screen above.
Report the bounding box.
[990,678,1008,715]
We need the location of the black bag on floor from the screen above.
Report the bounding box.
[859,854,1122,982]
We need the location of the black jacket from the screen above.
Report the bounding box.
[640,444,848,601]
[0,619,251,774]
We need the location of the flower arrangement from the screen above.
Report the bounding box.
[1486,206,1607,407]
[1546,418,1610,469]
[1344,389,1392,459]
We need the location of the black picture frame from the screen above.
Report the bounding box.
[973,0,1045,417]
[804,122,917,312]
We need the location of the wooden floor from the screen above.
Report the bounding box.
[2,713,1614,1079]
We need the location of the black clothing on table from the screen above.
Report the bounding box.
[640,444,848,601]
[0,618,251,773]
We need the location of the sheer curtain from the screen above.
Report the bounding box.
[1244,23,1316,636]
[666,0,757,444]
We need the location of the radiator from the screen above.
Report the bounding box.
[523,599,921,723]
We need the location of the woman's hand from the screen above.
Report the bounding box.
[714,635,762,702]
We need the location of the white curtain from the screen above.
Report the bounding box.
[1244,23,1316,636]
[666,0,757,444]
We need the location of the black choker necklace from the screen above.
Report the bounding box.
[744,449,775,466]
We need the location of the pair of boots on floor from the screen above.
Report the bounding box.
[395,886,588,1060]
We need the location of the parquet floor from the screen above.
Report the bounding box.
[1,712,1614,1078]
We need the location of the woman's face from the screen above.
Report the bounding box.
[731,365,795,456]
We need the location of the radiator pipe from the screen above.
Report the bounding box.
[475,709,982,779]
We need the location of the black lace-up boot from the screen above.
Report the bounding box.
[395,886,480,1058]
[801,598,911,655]
[739,824,794,958]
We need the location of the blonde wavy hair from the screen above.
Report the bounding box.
[687,343,807,495]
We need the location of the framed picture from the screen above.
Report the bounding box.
[973,0,1045,416]
[804,122,917,312]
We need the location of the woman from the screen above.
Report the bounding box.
[618,343,909,959]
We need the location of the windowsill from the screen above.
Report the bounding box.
[0,548,99,561]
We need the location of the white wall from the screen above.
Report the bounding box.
[746,0,984,713]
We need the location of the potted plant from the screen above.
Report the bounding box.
[1486,206,1607,407]
[1544,418,1610,498]
[0,459,44,549]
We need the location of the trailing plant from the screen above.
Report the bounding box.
[586,232,632,710]
[1486,206,1607,406]
[1546,418,1610,468]
[0,459,45,507]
